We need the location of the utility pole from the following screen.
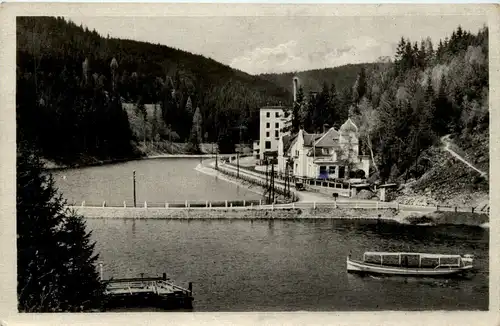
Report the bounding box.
[285,162,289,198]
[270,162,275,203]
[237,150,239,178]
[133,170,136,207]
[265,159,269,187]
[168,124,172,154]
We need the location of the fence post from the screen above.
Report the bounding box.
[272,202,274,210]
[334,200,337,209]
[455,206,457,212]
[82,201,85,207]
[313,202,316,210]
[225,200,228,208]
[124,201,126,208]
[397,202,400,210]
[230,203,233,208]
[292,202,295,209]
[355,202,358,209]
[165,202,169,208]
[259,199,262,207]
[243,200,246,207]
[209,202,212,208]
[206,200,208,208]
[102,201,106,208]
[376,201,379,210]
[144,201,147,209]
[251,203,253,208]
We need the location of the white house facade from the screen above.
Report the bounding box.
[256,106,292,161]
[277,118,370,180]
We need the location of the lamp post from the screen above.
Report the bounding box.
[133,170,136,207]
[231,124,247,178]
[237,148,240,178]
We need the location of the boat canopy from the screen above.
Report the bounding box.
[363,252,462,259]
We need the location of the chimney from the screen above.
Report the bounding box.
[293,76,299,102]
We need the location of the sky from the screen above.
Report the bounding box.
[66,15,487,75]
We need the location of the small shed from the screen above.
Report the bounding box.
[350,183,371,197]
[377,183,398,202]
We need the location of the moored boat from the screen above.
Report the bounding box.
[347,252,474,277]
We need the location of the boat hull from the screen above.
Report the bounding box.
[347,257,473,277]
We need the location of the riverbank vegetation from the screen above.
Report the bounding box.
[17,143,105,312]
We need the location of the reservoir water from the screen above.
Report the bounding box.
[52,158,262,206]
[87,218,488,311]
[52,158,488,310]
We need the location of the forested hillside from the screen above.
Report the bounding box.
[283,25,488,205]
[16,16,291,164]
[17,16,489,206]
[260,63,382,98]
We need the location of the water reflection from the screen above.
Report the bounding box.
[266,221,274,238]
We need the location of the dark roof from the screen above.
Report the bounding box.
[286,135,298,155]
[282,134,294,154]
[260,106,286,111]
[303,132,323,146]
[314,128,340,147]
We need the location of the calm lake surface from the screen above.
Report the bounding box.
[53,158,488,310]
[87,218,489,311]
[52,158,262,206]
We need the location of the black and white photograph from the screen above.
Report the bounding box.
[1,3,496,325]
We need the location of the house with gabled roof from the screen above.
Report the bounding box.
[277,118,370,180]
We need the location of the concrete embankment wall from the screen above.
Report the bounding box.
[402,211,489,227]
[71,206,489,227]
[71,206,399,221]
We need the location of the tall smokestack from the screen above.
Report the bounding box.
[293,76,299,102]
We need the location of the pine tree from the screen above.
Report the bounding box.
[17,145,104,312]
[185,96,193,115]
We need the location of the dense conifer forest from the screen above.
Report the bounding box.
[14,17,489,311]
[17,17,489,194]
[281,25,488,193]
[16,16,292,163]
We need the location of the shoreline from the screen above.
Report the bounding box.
[43,152,222,171]
[70,206,489,228]
[194,163,267,199]
[46,154,489,229]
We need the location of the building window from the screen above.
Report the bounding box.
[266,112,270,118]
[275,122,279,128]
[295,150,299,156]
[275,130,279,138]
[266,122,270,128]
[328,166,336,174]
[265,141,271,149]
[319,166,327,179]
[322,148,330,155]
[275,112,280,118]
[266,131,270,137]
